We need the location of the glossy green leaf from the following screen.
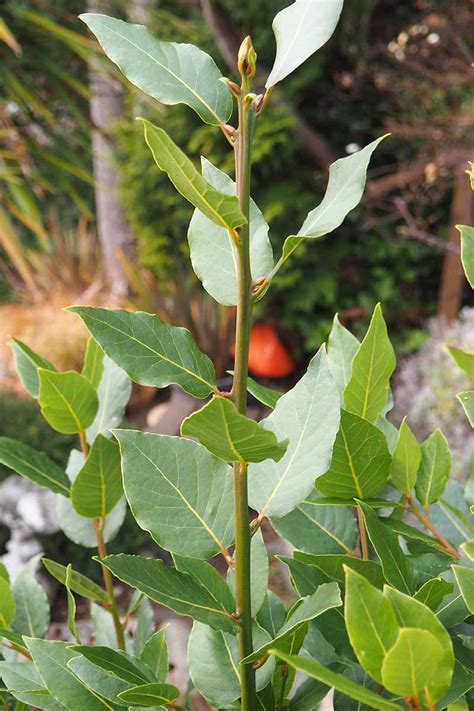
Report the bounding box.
[12,556,50,638]
[188,158,273,305]
[266,0,344,88]
[390,418,421,494]
[87,356,132,441]
[326,314,359,395]
[248,348,340,517]
[173,555,236,617]
[273,495,358,554]
[384,518,449,553]
[344,304,396,422]
[70,646,154,685]
[457,391,474,427]
[142,120,245,229]
[80,14,232,125]
[384,585,454,702]
[227,528,268,616]
[243,583,342,663]
[38,369,98,434]
[447,346,474,377]
[0,661,66,710]
[269,650,403,710]
[42,558,108,602]
[245,375,283,409]
[452,565,474,613]
[69,307,216,399]
[82,337,104,388]
[25,638,112,710]
[316,410,391,499]
[101,554,239,633]
[344,567,399,683]
[0,437,70,497]
[140,628,169,682]
[294,552,385,589]
[188,621,275,705]
[65,564,80,643]
[457,223,474,287]
[415,429,451,507]
[358,501,416,594]
[257,591,287,639]
[115,430,234,559]
[71,434,122,518]
[67,655,131,706]
[181,395,287,463]
[0,576,15,627]
[381,628,443,701]
[118,683,179,706]
[414,577,454,611]
[10,338,56,398]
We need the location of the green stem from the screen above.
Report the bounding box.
[231,60,256,709]
[357,507,369,560]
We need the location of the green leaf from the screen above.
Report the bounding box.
[245,375,283,409]
[25,638,112,710]
[415,429,451,507]
[384,585,454,702]
[42,558,108,603]
[71,434,122,518]
[80,14,232,125]
[414,577,454,611]
[381,628,443,701]
[268,650,403,710]
[134,597,154,656]
[70,646,154,685]
[68,307,216,399]
[390,418,421,494]
[294,552,385,589]
[344,304,396,422]
[457,391,474,427]
[326,314,359,396]
[452,565,474,613]
[0,437,70,497]
[0,576,15,627]
[447,346,474,377]
[118,683,179,706]
[188,158,274,306]
[457,224,474,287]
[10,338,56,398]
[181,396,287,463]
[38,369,98,434]
[0,661,66,710]
[82,337,105,388]
[115,430,234,559]
[383,518,449,553]
[65,564,80,643]
[266,0,344,88]
[257,591,287,639]
[140,628,169,682]
[12,556,50,638]
[101,554,239,633]
[316,410,391,499]
[243,582,342,663]
[142,120,245,230]
[357,501,416,594]
[227,529,268,616]
[272,495,358,554]
[172,555,236,618]
[67,655,131,706]
[248,348,340,517]
[87,356,132,441]
[188,621,275,706]
[344,567,399,683]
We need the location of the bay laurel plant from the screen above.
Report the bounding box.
[0,2,473,710]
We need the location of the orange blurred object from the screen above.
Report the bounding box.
[247,322,295,378]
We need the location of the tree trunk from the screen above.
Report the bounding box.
[437,170,473,322]
[87,0,133,297]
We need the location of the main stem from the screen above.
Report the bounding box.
[232,68,256,708]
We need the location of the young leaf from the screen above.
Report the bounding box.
[316,410,391,499]
[344,304,396,422]
[188,158,274,306]
[12,556,50,639]
[118,683,179,706]
[0,661,65,711]
[65,565,80,643]
[181,396,287,463]
[227,529,268,616]
[68,307,216,399]
[415,429,451,507]
[140,628,169,682]
[24,638,112,710]
[115,430,234,559]
[101,554,239,633]
[70,646,154,685]
[0,576,15,627]
[344,567,399,683]
[326,314,359,396]
[87,356,132,441]
[457,391,474,426]
[0,437,70,497]
[446,345,474,377]
[268,650,403,710]
[80,14,232,125]
[71,434,123,518]
[142,120,246,230]
[357,501,416,594]
[457,223,474,287]
[81,337,105,388]
[10,338,56,398]
[266,0,344,88]
[381,628,443,701]
[38,369,98,434]
[248,347,340,518]
[245,375,284,409]
[42,558,108,603]
[452,565,474,613]
[389,418,421,494]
